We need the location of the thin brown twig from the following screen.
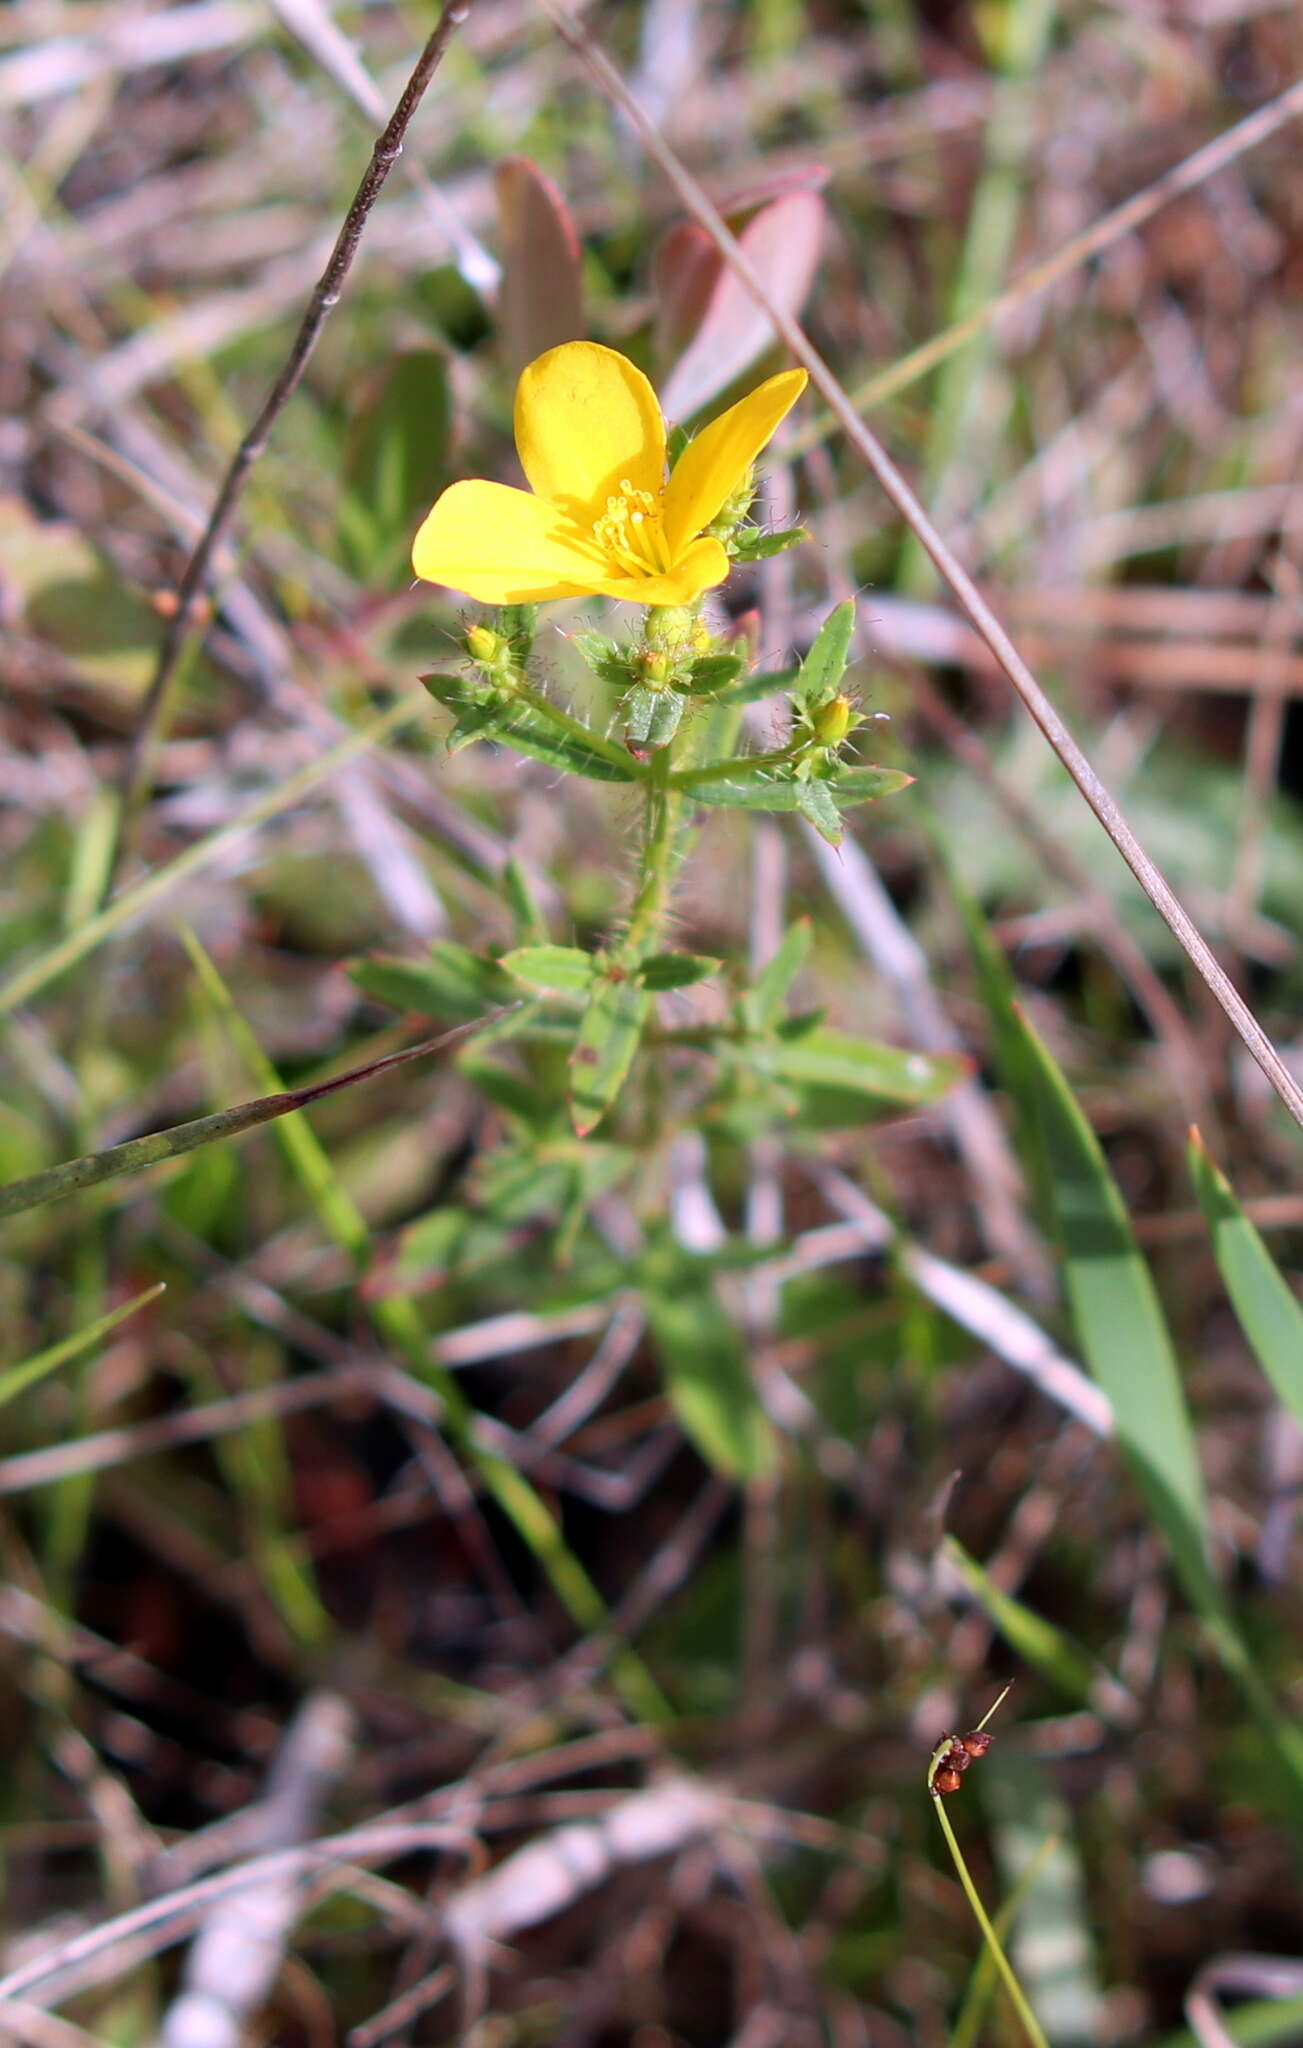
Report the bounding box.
[544,0,1303,1136]
[118,0,478,829]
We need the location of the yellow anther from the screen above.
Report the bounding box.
[592,480,672,577]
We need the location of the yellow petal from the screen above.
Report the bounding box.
[662,367,808,557]
[411,479,610,603]
[580,536,730,607]
[514,342,666,522]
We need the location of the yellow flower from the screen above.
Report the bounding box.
[411,341,807,607]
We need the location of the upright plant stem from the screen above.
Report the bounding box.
[622,748,678,961]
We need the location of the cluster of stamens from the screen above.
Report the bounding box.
[592,479,672,577]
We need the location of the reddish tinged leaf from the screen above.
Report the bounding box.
[653,221,722,362]
[659,191,825,423]
[494,156,584,374]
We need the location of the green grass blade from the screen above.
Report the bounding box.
[942,1537,1105,1706]
[1156,1997,1303,2048]
[1006,1005,1209,1592]
[1189,1129,1303,1430]
[0,1030,476,1220]
[0,694,427,1020]
[0,1284,165,1410]
[1004,1011,1303,1805]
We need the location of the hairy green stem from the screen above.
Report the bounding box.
[622,748,678,962]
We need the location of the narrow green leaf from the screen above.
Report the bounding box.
[500,944,596,996]
[340,350,450,576]
[716,664,799,706]
[1157,2000,1303,2048]
[145,962,656,1718]
[939,828,1052,1212]
[750,917,812,1027]
[1008,1007,1209,1592]
[642,1265,774,1479]
[943,1536,1103,1705]
[0,1033,473,1220]
[349,944,515,1019]
[444,697,515,754]
[568,975,650,1137]
[421,674,638,783]
[769,1027,959,1105]
[1189,1130,1303,1430]
[687,765,910,818]
[502,855,548,943]
[688,774,809,813]
[0,1284,165,1410]
[792,598,856,710]
[638,951,720,991]
[686,654,746,694]
[829,764,913,804]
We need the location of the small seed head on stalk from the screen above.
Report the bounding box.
[927,1683,1012,1798]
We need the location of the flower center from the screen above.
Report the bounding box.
[592,479,672,578]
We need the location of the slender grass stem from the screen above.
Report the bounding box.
[932,1793,1051,2048]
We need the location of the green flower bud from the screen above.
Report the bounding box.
[465,622,504,666]
[813,693,853,747]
